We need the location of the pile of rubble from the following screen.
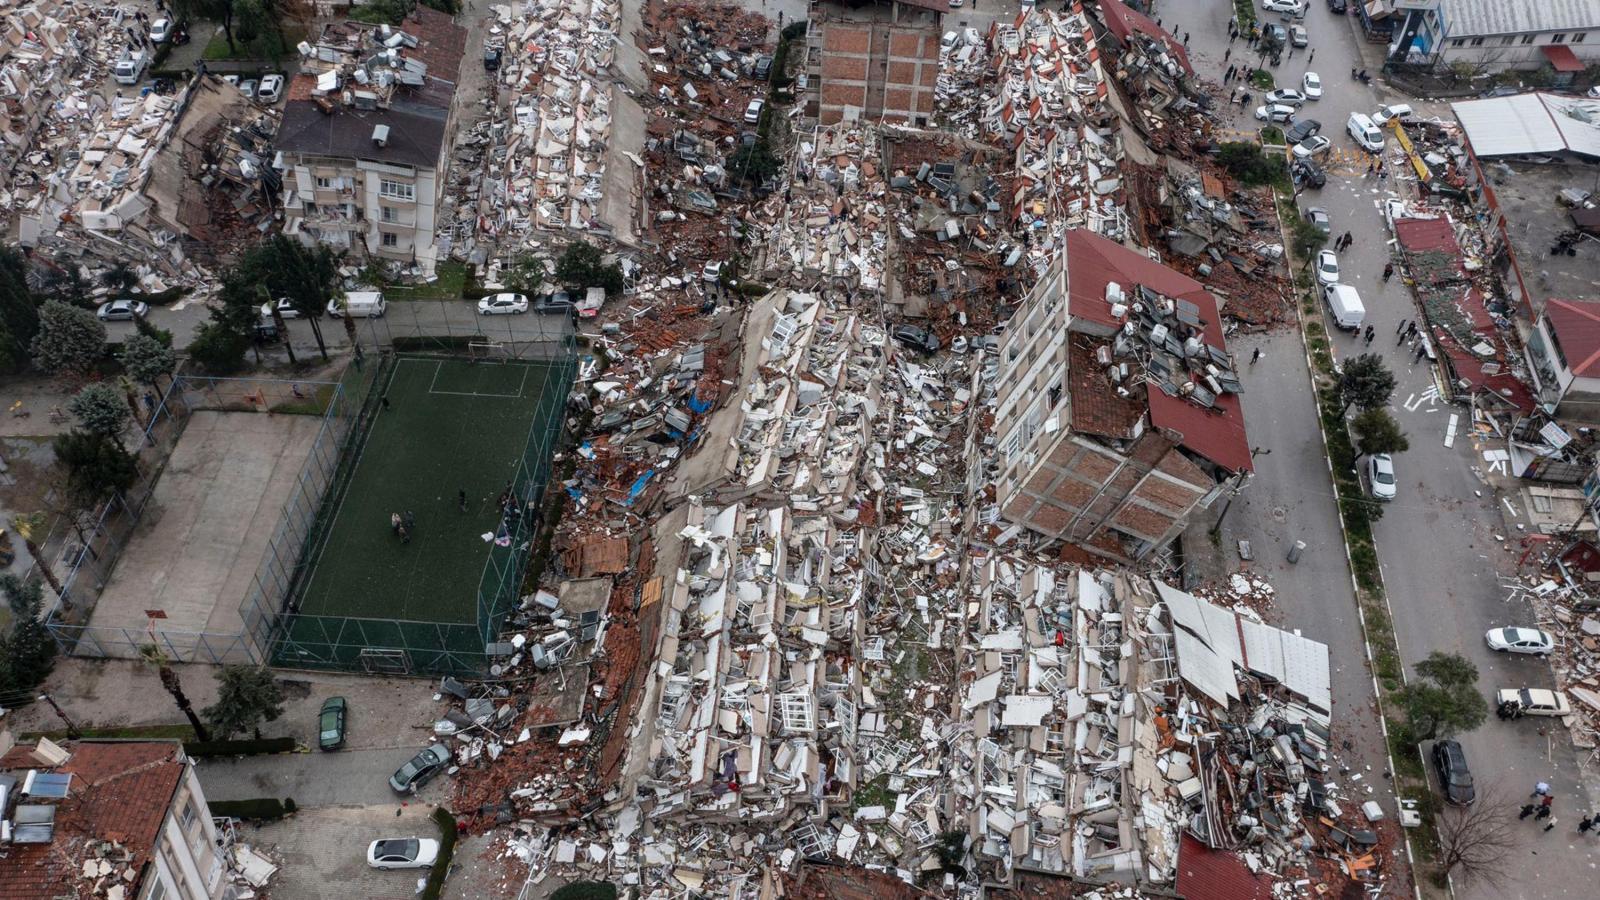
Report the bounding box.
[1514,544,1600,749]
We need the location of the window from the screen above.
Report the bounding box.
[1548,325,1570,370]
[381,206,397,223]
[1553,33,1568,44]
[1575,33,1589,43]
[1469,37,1485,46]
[1450,38,1464,48]
[378,179,414,201]
[142,877,168,900]
[1522,34,1536,45]
[303,202,317,215]
[381,231,398,248]
[314,176,331,189]
[178,801,196,832]
[1502,36,1515,46]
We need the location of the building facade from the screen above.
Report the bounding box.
[811,0,943,126]
[1422,0,1600,73]
[273,6,466,275]
[991,231,1250,564]
[0,735,229,900]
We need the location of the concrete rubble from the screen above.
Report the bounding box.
[1513,542,1600,750]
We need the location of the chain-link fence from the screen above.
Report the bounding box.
[335,302,577,358]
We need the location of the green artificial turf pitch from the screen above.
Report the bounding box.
[293,356,563,628]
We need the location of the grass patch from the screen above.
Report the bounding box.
[269,383,336,415]
[202,27,300,62]
[852,775,896,811]
[1260,126,1285,146]
[1250,69,1275,91]
[382,260,471,302]
[1233,0,1257,27]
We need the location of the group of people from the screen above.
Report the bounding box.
[1521,781,1600,835]
[389,510,416,544]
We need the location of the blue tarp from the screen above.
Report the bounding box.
[687,393,714,414]
[622,470,656,506]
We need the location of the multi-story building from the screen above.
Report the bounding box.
[0,734,229,900]
[273,6,466,275]
[1410,0,1600,77]
[990,230,1251,564]
[808,0,943,126]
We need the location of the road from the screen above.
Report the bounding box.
[1169,1,1600,895]
[197,746,451,809]
[106,299,572,353]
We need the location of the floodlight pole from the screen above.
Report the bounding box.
[38,694,82,740]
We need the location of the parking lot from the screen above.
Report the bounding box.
[233,804,452,900]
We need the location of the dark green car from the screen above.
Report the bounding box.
[318,697,347,750]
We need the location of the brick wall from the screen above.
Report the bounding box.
[817,19,941,125]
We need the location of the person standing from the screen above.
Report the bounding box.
[381,395,392,411]
[1396,319,1408,335]
[1308,48,1315,63]
[1520,803,1539,820]
[1251,347,1262,365]
[1363,325,1375,345]
[1225,48,1232,62]
[458,489,468,512]
[1578,815,1595,834]
[1383,262,1395,281]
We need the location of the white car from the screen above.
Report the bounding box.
[1292,135,1332,159]
[1495,687,1572,718]
[258,298,303,320]
[743,98,765,124]
[477,292,530,315]
[1485,627,1555,656]
[702,260,724,283]
[1255,104,1297,124]
[1368,453,1396,501]
[1302,72,1322,99]
[1382,197,1410,231]
[1315,249,1340,285]
[97,298,149,321]
[149,18,173,44]
[366,838,440,870]
[1265,89,1308,108]
[257,74,285,104]
[1263,0,1305,13]
[238,78,259,100]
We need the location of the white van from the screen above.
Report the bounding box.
[1347,112,1385,152]
[328,291,387,318]
[113,51,147,85]
[1324,283,1366,331]
[1373,103,1415,126]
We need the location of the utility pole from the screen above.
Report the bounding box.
[38,694,82,740]
[1209,469,1252,537]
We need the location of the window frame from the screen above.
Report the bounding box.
[378,179,415,202]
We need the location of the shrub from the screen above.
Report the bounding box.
[420,809,461,900]
[182,736,295,757]
[550,883,618,900]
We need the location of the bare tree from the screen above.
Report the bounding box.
[1435,783,1522,887]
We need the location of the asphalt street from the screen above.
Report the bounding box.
[1166,2,1600,895]
[197,746,451,809]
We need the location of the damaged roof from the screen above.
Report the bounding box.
[1544,297,1600,376]
[276,95,449,169]
[1095,0,1194,75]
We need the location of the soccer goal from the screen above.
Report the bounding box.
[468,340,510,363]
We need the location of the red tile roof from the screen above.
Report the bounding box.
[0,742,186,900]
[1093,0,1194,75]
[1394,216,1461,258]
[1066,229,1250,472]
[1176,834,1274,900]
[1544,297,1600,377]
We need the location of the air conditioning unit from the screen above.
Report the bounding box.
[372,124,389,147]
[1105,282,1123,305]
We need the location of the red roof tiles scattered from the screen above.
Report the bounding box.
[1176,833,1274,900]
[0,742,186,900]
[1094,0,1194,75]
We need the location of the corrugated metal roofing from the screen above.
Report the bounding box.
[1446,0,1600,37]
[1453,92,1600,158]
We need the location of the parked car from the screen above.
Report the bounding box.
[1367,453,1396,500]
[1382,197,1410,231]
[483,47,502,71]
[113,52,147,85]
[1265,89,1308,108]
[702,260,724,283]
[1495,687,1572,719]
[97,298,148,321]
[258,297,301,321]
[1302,72,1322,99]
[1292,135,1332,159]
[1285,119,1321,144]
[1254,104,1297,124]
[477,292,530,315]
[1291,159,1326,189]
[367,838,440,870]
[1347,112,1385,152]
[388,744,451,793]
[1315,250,1340,285]
[1305,207,1331,234]
[892,324,940,354]
[149,17,173,43]
[1261,23,1288,44]
[318,696,347,751]
[1431,739,1475,805]
[256,74,284,104]
[238,78,259,101]
[1373,103,1415,126]
[743,98,765,125]
[1263,0,1305,14]
[1289,24,1309,47]
[753,55,773,81]
[1485,626,1555,656]
[1328,0,1348,12]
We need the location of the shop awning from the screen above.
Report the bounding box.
[1543,44,1584,73]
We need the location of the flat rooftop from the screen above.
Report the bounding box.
[1489,160,1600,314]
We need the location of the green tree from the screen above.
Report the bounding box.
[52,431,139,508]
[67,383,132,446]
[349,0,413,24]
[234,236,338,360]
[11,513,63,599]
[1396,652,1487,742]
[188,322,250,374]
[101,262,137,295]
[202,665,286,740]
[139,645,212,742]
[1290,214,1327,259]
[1216,142,1286,187]
[504,254,549,295]
[1338,353,1396,414]
[554,241,624,297]
[0,246,42,373]
[0,574,57,696]
[121,334,177,390]
[727,141,781,185]
[37,264,92,310]
[171,0,240,54]
[30,300,107,377]
[1351,408,1411,458]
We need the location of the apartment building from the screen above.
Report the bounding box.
[0,735,228,900]
[809,0,943,126]
[273,6,466,275]
[991,230,1251,563]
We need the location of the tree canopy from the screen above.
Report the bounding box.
[234,236,340,360]
[30,301,106,377]
[555,241,625,296]
[202,666,286,739]
[0,574,57,698]
[53,430,140,508]
[1351,408,1410,458]
[67,383,132,444]
[121,334,177,387]
[0,246,41,374]
[1339,353,1396,413]
[1396,651,1487,742]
